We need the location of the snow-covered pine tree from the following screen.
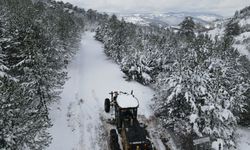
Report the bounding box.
[179,16,196,41]
[95,9,250,148]
[153,30,250,148]
[0,1,53,149]
[238,56,250,126]
[0,0,84,149]
[225,20,241,37]
[0,4,8,80]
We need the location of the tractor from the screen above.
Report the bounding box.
[104,91,153,150]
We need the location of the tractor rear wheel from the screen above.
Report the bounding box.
[104,98,110,113]
[109,129,120,150]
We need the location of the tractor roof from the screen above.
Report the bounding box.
[116,93,139,108]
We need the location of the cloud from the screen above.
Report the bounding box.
[57,0,250,16]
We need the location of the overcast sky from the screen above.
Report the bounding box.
[58,0,250,16]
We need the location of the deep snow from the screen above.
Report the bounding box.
[47,32,155,150]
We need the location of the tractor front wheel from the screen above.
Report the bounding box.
[104,98,110,113]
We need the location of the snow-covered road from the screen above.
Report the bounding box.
[47,31,155,150]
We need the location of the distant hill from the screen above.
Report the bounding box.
[115,12,223,28]
[206,6,250,60]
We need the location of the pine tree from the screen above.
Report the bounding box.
[225,21,240,36]
[179,17,196,40]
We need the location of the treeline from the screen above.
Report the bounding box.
[230,5,250,127]
[96,13,250,148]
[0,0,86,149]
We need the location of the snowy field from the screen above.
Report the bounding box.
[47,31,155,150]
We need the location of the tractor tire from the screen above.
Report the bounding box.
[105,98,110,113]
[109,129,120,150]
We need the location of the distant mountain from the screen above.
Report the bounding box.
[115,12,223,28]
[205,5,250,62]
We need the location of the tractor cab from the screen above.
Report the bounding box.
[105,91,139,131]
[114,92,139,131]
